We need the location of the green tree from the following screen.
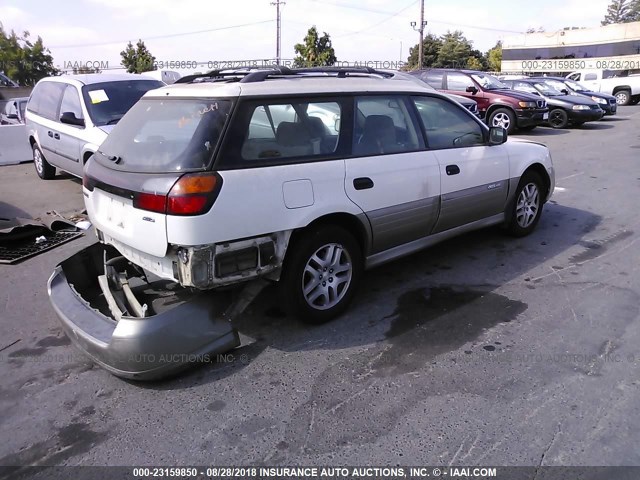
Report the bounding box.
[486,41,502,72]
[120,40,156,73]
[437,30,474,68]
[601,0,639,25]
[293,26,337,67]
[466,56,484,70]
[406,33,443,69]
[0,23,58,85]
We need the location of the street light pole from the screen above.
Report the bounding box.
[410,0,427,68]
[271,0,285,65]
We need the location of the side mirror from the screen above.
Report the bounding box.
[60,111,85,127]
[488,126,507,145]
[561,88,569,95]
[465,85,478,94]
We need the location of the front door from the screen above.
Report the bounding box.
[412,95,510,233]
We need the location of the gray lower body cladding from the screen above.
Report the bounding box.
[47,242,240,380]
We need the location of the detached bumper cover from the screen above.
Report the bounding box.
[47,243,240,380]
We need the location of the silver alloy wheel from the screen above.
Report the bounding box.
[516,182,540,228]
[33,147,43,174]
[615,91,629,105]
[302,242,353,310]
[492,112,511,130]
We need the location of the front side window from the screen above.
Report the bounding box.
[584,73,598,81]
[413,96,485,150]
[96,99,232,173]
[353,96,420,156]
[81,80,164,126]
[240,100,342,161]
[446,73,475,92]
[60,85,84,122]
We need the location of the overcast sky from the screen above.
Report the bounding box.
[1,0,611,73]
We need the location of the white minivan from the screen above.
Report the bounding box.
[25,73,164,179]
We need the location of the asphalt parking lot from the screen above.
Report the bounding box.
[1,108,640,470]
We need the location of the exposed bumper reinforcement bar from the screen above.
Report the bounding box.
[47,243,266,381]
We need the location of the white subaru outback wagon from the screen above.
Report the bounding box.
[48,67,554,380]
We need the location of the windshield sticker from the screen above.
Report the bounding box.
[199,103,219,115]
[89,89,109,104]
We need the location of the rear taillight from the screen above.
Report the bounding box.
[132,172,222,216]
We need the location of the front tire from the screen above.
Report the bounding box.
[279,225,362,324]
[548,108,569,129]
[33,144,56,180]
[488,108,516,134]
[505,171,545,237]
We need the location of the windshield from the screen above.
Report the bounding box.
[564,79,588,92]
[96,98,233,173]
[81,80,164,126]
[542,79,570,93]
[532,82,563,96]
[470,73,507,90]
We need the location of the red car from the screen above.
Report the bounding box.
[409,69,549,133]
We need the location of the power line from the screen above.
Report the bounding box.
[49,20,275,49]
[334,0,420,38]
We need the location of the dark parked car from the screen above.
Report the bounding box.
[387,70,480,117]
[530,77,617,116]
[409,69,548,133]
[1,96,28,125]
[501,78,604,129]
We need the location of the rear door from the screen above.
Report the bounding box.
[344,95,441,254]
[28,81,66,166]
[412,95,509,233]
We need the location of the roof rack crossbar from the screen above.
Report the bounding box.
[175,66,396,84]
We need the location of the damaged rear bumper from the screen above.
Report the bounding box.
[47,243,240,380]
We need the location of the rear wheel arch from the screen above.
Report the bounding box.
[288,212,370,258]
[83,150,95,164]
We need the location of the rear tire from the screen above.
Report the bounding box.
[614,89,631,106]
[629,97,640,106]
[279,225,362,324]
[488,108,516,134]
[548,109,569,129]
[505,171,545,237]
[33,144,55,180]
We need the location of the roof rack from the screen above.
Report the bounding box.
[175,66,395,84]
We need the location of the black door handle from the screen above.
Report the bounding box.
[53,133,60,140]
[47,131,53,137]
[353,177,374,190]
[446,165,460,176]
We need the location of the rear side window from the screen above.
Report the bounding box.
[413,96,484,150]
[28,81,65,120]
[422,71,444,89]
[353,96,420,156]
[81,80,164,126]
[239,100,342,161]
[96,99,232,173]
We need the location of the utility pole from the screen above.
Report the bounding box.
[410,0,427,68]
[271,0,285,66]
